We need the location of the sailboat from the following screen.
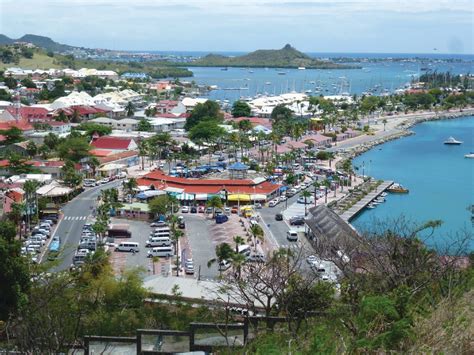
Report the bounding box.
[443,136,463,145]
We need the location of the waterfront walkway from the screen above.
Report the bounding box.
[340,180,394,222]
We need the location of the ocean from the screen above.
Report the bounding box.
[351,116,474,252]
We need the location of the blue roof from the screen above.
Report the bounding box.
[228,162,249,170]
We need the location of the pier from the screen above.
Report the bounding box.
[339,180,394,222]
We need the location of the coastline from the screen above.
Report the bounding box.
[342,107,474,160]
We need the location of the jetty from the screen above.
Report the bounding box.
[339,180,394,222]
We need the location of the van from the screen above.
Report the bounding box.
[83,179,97,187]
[115,242,140,252]
[155,226,171,233]
[146,236,171,248]
[147,246,173,258]
[287,230,298,241]
[152,230,171,238]
[238,244,251,258]
[216,214,229,224]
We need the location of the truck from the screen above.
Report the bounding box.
[107,223,132,238]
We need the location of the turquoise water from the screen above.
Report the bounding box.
[352,116,474,251]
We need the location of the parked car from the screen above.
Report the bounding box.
[275,213,283,221]
[231,207,239,214]
[254,203,262,209]
[218,259,231,271]
[216,214,229,224]
[178,221,186,229]
[181,206,190,213]
[224,207,231,215]
[287,230,299,241]
[248,253,266,263]
[185,259,195,274]
[190,206,197,213]
[268,200,279,207]
[278,196,287,202]
[198,206,205,213]
[297,196,314,204]
[205,207,213,214]
[150,220,167,227]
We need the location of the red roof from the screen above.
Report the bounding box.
[6,189,23,203]
[98,150,138,164]
[0,119,34,131]
[6,107,49,121]
[91,136,135,150]
[230,117,272,129]
[90,149,114,157]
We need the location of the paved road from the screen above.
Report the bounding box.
[50,180,123,271]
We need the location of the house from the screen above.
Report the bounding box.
[147,116,186,132]
[155,100,186,115]
[0,118,34,133]
[114,118,139,131]
[90,136,138,152]
[0,106,51,123]
[181,98,208,112]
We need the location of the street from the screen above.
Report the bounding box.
[50,180,123,271]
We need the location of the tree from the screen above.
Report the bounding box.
[137,118,152,132]
[249,224,264,251]
[20,78,36,89]
[148,195,176,218]
[206,196,223,217]
[231,100,251,117]
[237,119,253,132]
[123,178,138,201]
[76,122,112,137]
[0,88,12,101]
[271,104,293,126]
[382,119,388,131]
[144,106,157,117]
[0,221,30,322]
[126,101,135,117]
[3,76,17,90]
[301,190,312,216]
[189,120,226,164]
[0,127,24,145]
[207,242,234,275]
[25,141,37,157]
[184,100,223,130]
[70,109,81,123]
[7,153,35,175]
[57,136,91,162]
[43,133,60,150]
[61,160,82,187]
[138,139,148,170]
[23,180,39,229]
[55,110,68,122]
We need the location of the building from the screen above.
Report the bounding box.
[181,98,208,112]
[90,136,138,152]
[0,106,51,123]
[137,170,281,203]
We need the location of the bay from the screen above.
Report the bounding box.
[351,116,474,251]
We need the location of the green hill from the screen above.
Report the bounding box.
[18,34,74,52]
[189,44,359,69]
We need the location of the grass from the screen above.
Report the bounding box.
[0,52,61,70]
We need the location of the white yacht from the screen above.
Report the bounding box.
[444,136,463,145]
[464,152,474,158]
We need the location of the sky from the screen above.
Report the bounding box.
[1,0,473,54]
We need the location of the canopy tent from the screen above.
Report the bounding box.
[135,190,167,200]
[119,202,150,213]
[163,187,184,195]
[228,194,251,202]
[36,182,73,197]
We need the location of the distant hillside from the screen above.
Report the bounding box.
[189,44,360,69]
[0,34,77,52]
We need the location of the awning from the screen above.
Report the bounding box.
[195,193,208,201]
[251,194,267,201]
[135,190,167,199]
[164,187,184,194]
[177,193,195,201]
[98,163,126,172]
[37,182,73,197]
[279,186,289,192]
[228,194,251,202]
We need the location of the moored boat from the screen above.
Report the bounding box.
[464,152,474,158]
[444,136,463,145]
[388,183,409,193]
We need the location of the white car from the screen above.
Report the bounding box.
[294,185,302,191]
[279,196,287,202]
[268,200,279,207]
[181,206,190,213]
[306,255,318,265]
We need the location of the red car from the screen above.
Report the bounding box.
[198,206,205,213]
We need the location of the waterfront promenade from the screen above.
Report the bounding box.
[340,180,394,222]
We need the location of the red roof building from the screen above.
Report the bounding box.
[3,107,51,123]
[90,136,138,152]
[0,118,34,132]
[137,170,281,200]
[228,116,272,129]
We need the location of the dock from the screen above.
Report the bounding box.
[340,180,394,222]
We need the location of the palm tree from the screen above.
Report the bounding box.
[233,235,246,253]
[313,181,321,206]
[231,252,247,280]
[151,256,160,275]
[8,202,25,238]
[126,101,135,117]
[382,118,388,131]
[301,190,312,216]
[206,196,223,218]
[123,178,138,202]
[208,242,234,276]
[322,179,331,204]
[172,229,184,276]
[138,140,148,170]
[249,224,264,251]
[23,180,38,230]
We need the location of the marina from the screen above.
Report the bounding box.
[340,181,394,222]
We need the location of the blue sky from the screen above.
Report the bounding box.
[1,0,472,54]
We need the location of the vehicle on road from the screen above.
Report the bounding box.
[248,253,266,263]
[218,259,231,271]
[297,196,315,204]
[178,221,185,229]
[182,206,190,213]
[115,242,140,252]
[289,216,305,226]
[286,230,299,241]
[83,179,97,187]
[254,203,262,209]
[150,220,167,228]
[185,259,195,274]
[268,200,279,207]
[306,255,318,266]
[147,246,174,257]
[237,244,251,258]
[190,206,197,213]
[198,206,205,213]
[275,213,283,221]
